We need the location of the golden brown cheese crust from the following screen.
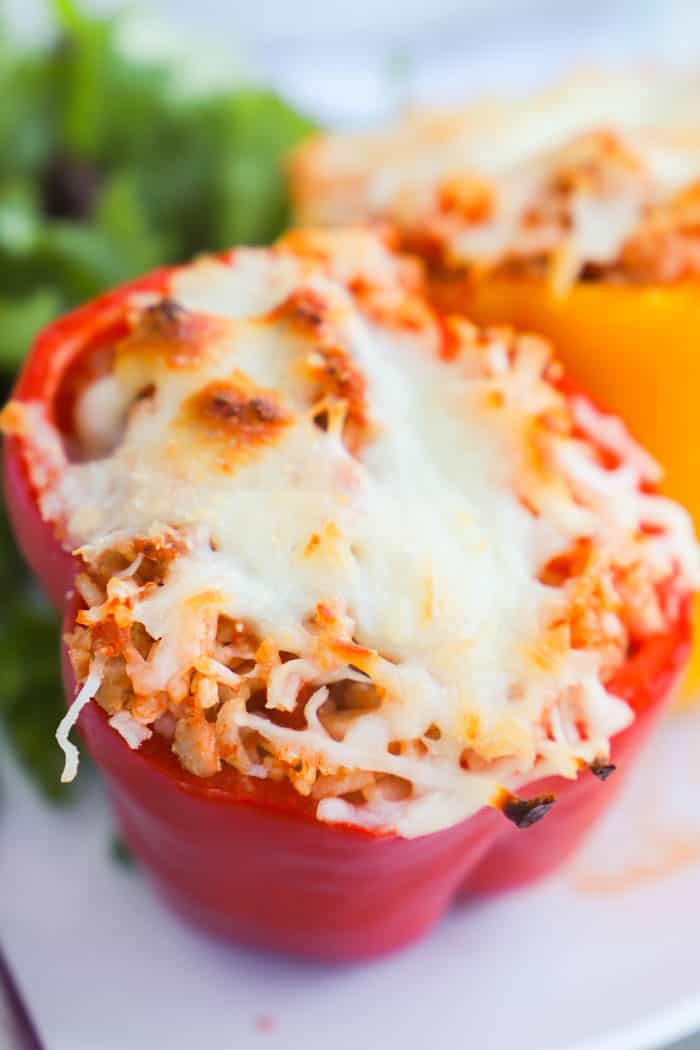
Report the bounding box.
[9,227,698,836]
[179,375,292,472]
[120,298,231,370]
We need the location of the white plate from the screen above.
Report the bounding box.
[3,708,700,1050]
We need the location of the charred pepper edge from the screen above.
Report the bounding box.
[493,787,557,829]
[589,757,617,781]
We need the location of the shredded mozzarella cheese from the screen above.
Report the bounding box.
[12,229,698,836]
[56,652,106,783]
[109,711,153,749]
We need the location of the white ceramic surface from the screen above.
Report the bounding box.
[2,708,700,1050]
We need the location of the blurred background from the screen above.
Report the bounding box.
[8,0,700,125]
[2,2,700,1048]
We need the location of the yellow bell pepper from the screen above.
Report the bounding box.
[434,273,700,694]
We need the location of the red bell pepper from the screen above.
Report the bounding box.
[3,268,693,962]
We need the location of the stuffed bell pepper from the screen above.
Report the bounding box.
[290,78,700,686]
[2,228,697,960]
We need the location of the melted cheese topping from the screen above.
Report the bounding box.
[290,72,700,286]
[10,229,698,837]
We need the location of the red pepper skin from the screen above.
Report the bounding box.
[62,601,689,961]
[3,437,75,610]
[4,269,170,609]
[5,269,694,962]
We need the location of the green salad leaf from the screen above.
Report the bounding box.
[0,289,61,369]
[0,495,74,801]
[0,0,315,802]
[0,596,70,802]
